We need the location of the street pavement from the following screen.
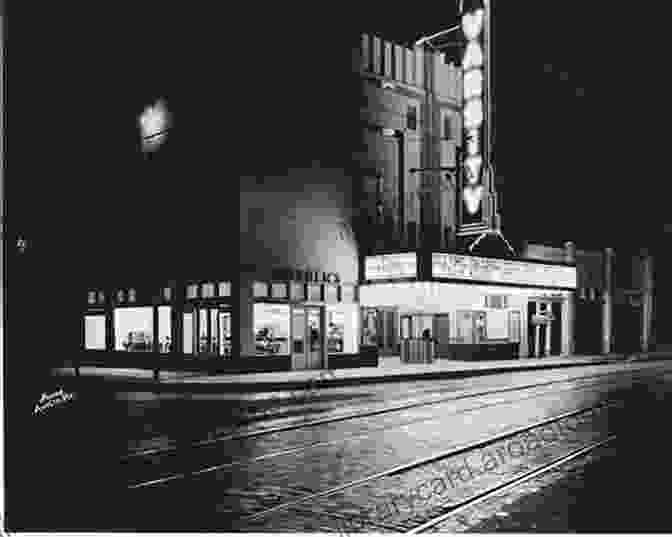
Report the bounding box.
[51,351,671,392]
[9,359,672,531]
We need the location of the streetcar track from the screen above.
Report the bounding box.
[126,374,638,489]
[404,436,616,533]
[122,364,667,461]
[237,402,616,523]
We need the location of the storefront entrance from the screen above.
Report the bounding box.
[527,301,562,357]
[292,306,323,370]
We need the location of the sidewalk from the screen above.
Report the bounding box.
[51,351,672,393]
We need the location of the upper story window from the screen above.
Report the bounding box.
[186,284,198,300]
[218,282,231,297]
[202,282,215,298]
[407,105,417,131]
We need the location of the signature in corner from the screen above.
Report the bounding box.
[34,388,74,415]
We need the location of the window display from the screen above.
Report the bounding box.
[115,307,153,352]
[85,315,106,350]
[183,312,193,354]
[158,306,171,353]
[327,304,359,353]
[254,303,290,355]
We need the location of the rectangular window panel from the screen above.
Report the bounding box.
[253,282,269,298]
[114,307,153,352]
[199,308,208,353]
[325,285,338,303]
[327,304,359,354]
[183,312,193,354]
[202,282,215,298]
[291,283,305,301]
[509,310,521,343]
[254,303,290,355]
[186,284,198,300]
[219,309,232,356]
[218,282,231,297]
[158,306,171,353]
[271,283,287,299]
[341,285,355,303]
[163,287,172,302]
[128,288,137,303]
[97,291,105,304]
[117,290,125,303]
[486,309,508,339]
[84,315,106,350]
[308,284,322,301]
[88,291,96,305]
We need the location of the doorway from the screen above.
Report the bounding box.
[292,306,324,370]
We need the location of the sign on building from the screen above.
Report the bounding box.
[365,253,418,281]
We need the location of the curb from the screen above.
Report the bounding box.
[50,354,672,394]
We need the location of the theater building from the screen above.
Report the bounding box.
[360,249,577,360]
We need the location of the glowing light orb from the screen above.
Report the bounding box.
[139,99,170,152]
[463,185,484,214]
[464,99,483,129]
[463,70,483,100]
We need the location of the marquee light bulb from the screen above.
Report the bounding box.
[463,70,483,100]
[463,185,484,214]
[464,155,483,184]
[464,99,483,129]
[466,128,480,156]
[462,41,483,71]
[462,9,485,40]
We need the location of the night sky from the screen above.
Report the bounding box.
[10,3,668,288]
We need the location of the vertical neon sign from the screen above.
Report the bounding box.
[459,0,488,233]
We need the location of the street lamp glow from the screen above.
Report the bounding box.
[139,99,170,153]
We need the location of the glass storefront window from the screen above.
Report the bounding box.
[158,306,171,352]
[219,309,232,356]
[486,309,508,339]
[327,304,359,354]
[509,310,521,343]
[254,303,290,355]
[361,308,378,345]
[115,307,153,352]
[84,315,106,350]
[199,308,208,353]
[183,312,193,354]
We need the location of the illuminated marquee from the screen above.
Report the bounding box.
[432,253,577,289]
[364,253,418,281]
[460,0,488,230]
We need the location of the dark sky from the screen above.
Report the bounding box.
[11,2,668,283]
[370,3,667,252]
